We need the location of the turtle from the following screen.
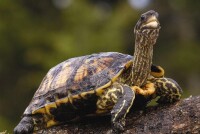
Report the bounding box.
[14,10,182,134]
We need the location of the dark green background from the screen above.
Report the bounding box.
[0,0,200,133]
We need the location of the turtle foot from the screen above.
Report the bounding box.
[112,119,125,134]
[14,116,34,134]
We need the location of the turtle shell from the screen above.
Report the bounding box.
[23,52,133,117]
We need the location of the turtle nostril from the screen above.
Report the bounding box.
[141,15,145,21]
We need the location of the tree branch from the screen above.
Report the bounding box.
[37,96,200,134]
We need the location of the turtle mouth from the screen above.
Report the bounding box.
[143,16,160,29]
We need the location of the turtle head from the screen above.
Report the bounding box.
[134,10,160,40]
[131,10,161,86]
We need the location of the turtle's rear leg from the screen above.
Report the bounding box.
[152,77,183,104]
[14,116,34,134]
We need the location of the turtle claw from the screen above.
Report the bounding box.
[112,127,124,134]
[14,125,31,134]
[14,117,34,134]
[112,119,125,134]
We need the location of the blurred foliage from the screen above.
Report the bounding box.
[0,0,200,132]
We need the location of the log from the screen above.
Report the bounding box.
[37,96,200,134]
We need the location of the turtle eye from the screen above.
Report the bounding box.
[140,15,145,21]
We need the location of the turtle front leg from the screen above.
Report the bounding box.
[152,77,183,103]
[151,64,165,78]
[111,85,135,133]
[96,83,135,133]
[131,82,156,97]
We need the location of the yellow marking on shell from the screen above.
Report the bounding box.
[111,69,124,83]
[98,57,113,65]
[96,81,112,96]
[44,68,56,89]
[43,114,50,122]
[74,65,88,82]
[46,120,59,128]
[125,61,132,69]
[72,94,81,99]
[32,107,46,115]
[80,92,89,99]
[96,88,105,96]
[79,90,95,99]
[110,61,131,84]
[51,63,72,89]
[68,96,73,104]
[88,90,95,94]
[55,97,69,106]
[67,90,74,104]
[88,58,107,73]
[96,57,113,72]
[92,60,102,73]
[45,102,57,115]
